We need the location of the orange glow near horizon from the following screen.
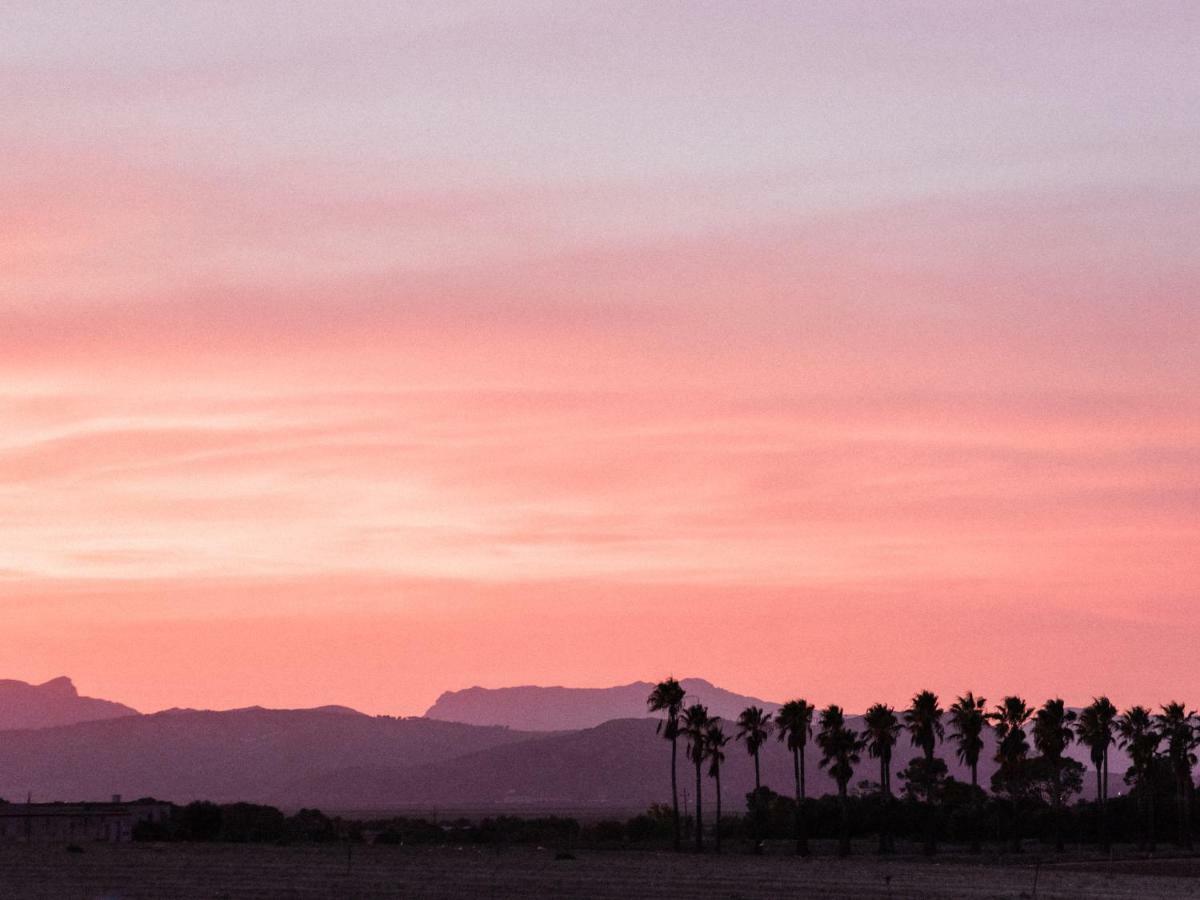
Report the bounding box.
[2,3,1198,715]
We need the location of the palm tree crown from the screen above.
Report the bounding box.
[1076,697,1117,774]
[776,699,814,754]
[1117,705,1161,775]
[704,720,729,777]
[948,692,988,770]
[1155,702,1199,777]
[736,706,774,757]
[816,705,863,787]
[1033,698,1077,760]
[863,703,901,771]
[681,703,711,767]
[990,695,1034,764]
[647,678,686,738]
[904,690,945,759]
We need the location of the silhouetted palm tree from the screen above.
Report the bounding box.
[1033,698,1077,851]
[736,705,773,853]
[736,705,774,792]
[680,703,710,852]
[704,720,730,853]
[775,698,815,856]
[1076,696,1117,850]
[1118,705,1161,851]
[990,695,1034,852]
[647,677,686,851]
[1155,702,1198,850]
[904,690,945,855]
[948,692,988,851]
[817,704,863,857]
[863,703,901,853]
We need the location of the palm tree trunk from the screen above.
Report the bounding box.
[792,746,803,856]
[838,781,850,857]
[1052,766,1063,852]
[878,755,888,854]
[1180,775,1193,850]
[714,765,722,854]
[752,749,763,855]
[1135,778,1147,852]
[694,760,703,853]
[671,734,680,852]
[798,747,809,856]
[970,763,981,852]
[923,747,936,856]
[1097,764,1108,851]
[1147,778,1156,852]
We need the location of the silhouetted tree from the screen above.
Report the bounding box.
[775,698,815,856]
[863,703,900,853]
[990,695,1034,852]
[1117,705,1162,850]
[704,720,730,853]
[1033,698,1077,851]
[1076,696,1117,851]
[817,704,863,857]
[904,690,945,855]
[647,677,686,851]
[948,692,988,851]
[736,705,773,853]
[1155,702,1198,850]
[680,703,710,852]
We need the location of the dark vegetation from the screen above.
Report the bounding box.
[127,787,1200,855]
[645,678,1200,857]
[104,680,1200,859]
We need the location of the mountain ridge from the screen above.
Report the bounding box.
[0,677,139,730]
[425,677,779,730]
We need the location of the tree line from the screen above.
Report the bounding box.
[647,677,1199,856]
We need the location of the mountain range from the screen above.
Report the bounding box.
[0,677,1126,810]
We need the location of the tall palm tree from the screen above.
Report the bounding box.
[863,703,901,853]
[680,703,710,852]
[1076,696,1117,850]
[736,705,773,853]
[1117,705,1161,851]
[948,692,988,851]
[1155,702,1198,850]
[704,720,730,854]
[1033,698,1077,851]
[647,677,686,851]
[775,698,815,856]
[817,704,864,857]
[904,690,945,855]
[990,695,1034,852]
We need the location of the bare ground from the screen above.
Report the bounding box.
[1,843,1199,899]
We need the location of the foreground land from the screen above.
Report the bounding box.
[1,843,1200,899]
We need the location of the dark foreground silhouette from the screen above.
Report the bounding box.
[2,842,1200,900]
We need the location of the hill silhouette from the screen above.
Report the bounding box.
[0,677,138,730]
[0,677,1128,808]
[425,678,778,730]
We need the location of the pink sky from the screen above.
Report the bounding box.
[3,2,1198,715]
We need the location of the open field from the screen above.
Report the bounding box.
[1,843,1200,899]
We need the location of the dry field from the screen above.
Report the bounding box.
[1,843,1199,899]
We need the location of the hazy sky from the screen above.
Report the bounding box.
[3,2,1198,714]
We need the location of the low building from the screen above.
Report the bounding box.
[0,796,172,843]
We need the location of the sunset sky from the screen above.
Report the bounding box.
[3,2,1198,715]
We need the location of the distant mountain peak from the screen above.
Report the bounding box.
[0,676,139,731]
[425,677,780,731]
[37,676,79,697]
